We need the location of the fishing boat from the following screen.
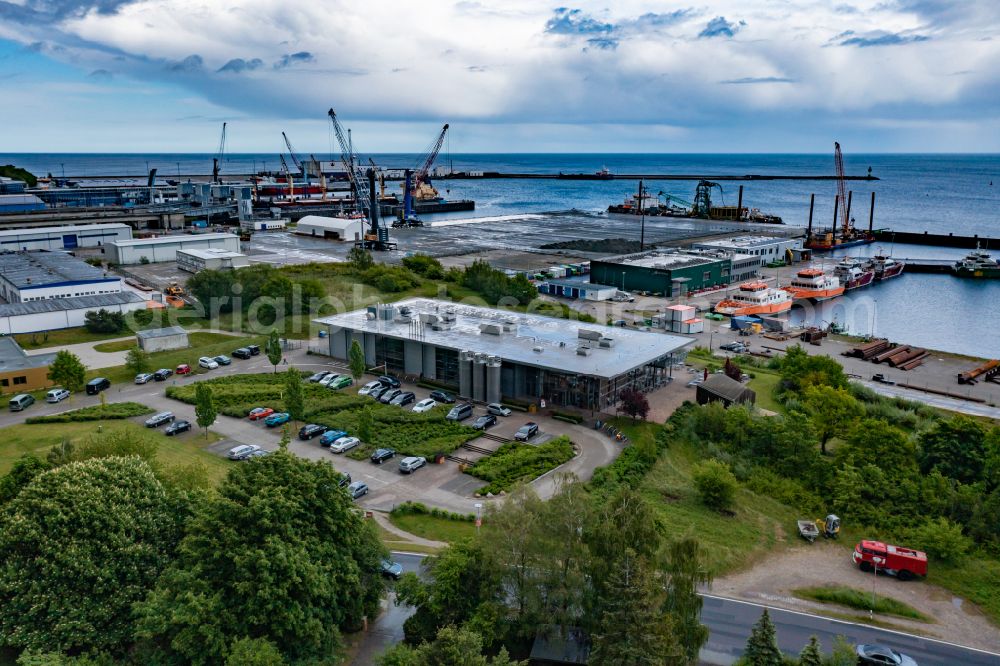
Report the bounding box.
[782,268,845,302]
[833,257,875,291]
[870,254,904,280]
[714,282,793,316]
[953,245,1000,278]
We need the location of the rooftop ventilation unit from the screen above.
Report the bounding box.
[578,329,602,341]
[599,337,615,348]
[533,346,543,353]
[479,323,504,336]
[576,346,592,356]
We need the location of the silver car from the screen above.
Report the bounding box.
[227,444,261,460]
[347,481,369,499]
[330,436,361,454]
[399,456,426,474]
[134,372,155,384]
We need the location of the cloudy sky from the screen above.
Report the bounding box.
[1,0,998,152]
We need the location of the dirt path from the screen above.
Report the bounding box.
[708,541,1000,653]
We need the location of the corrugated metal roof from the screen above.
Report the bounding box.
[0,223,131,238]
[0,336,56,371]
[111,233,238,247]
[0,250,115,288]
[0,291,143,318]
[135,326,187,339]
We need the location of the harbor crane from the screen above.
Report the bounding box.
[279,154,295,199]
[693,180,723,218]
[834,141,851,235]
[212,122,227,183]
[327,108,395,251]
[282,131,308,181]
[410,123,449,202]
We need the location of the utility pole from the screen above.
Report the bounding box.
[639,179,646,251]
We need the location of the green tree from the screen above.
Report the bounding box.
[265,330,282,373]
[802,385,861,455]
[779,345,847,393]
[743,609,782,666]
[378,626,521,666]
[135,452,386,665]
[0,457,182,655]
[124,345,151,377]
[0,455,50,505]
[46,350,86,394]
[663,538,712,665]
[838,418,916,477]
[83,309,127,334]
[225,637,287,666]
[278,424,291,451]
[284,366,304,423]
[358,404,375,443]
[348,246,374,271]
[905,517,974,564]
[349,339,367,380]
[798,636,822,666]
[692,459,738,512]
[918,415,988,484]
[194,382,217,437]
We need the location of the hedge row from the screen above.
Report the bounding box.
[26,402,153,424]
[468,436,575,495]
[391,501,475,522]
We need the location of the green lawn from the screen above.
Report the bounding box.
[90,334,266,384]
[388,512,478,544]
[793,585,932,622]
[377,524,443,555]
[746,369,784,414]
[92,338,140,353]
[14,327,130,350]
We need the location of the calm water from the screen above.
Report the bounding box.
[3,152,999,357]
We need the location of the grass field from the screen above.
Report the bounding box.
[15,327,130,350]
[389,512,478,544]
[91,334,266,384]
[793,585,933,622]
[746,369,784,414]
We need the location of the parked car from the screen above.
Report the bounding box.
[153,368,173,381]
[389,391,415,407]
[45,388,71,403]
[8,394,35,411]
[370,448,396,464]
[330,436,361,453]
[134,372,155,384]
[245,449,270,459]
[86,377,111,394]
[175,364,192,376]
[213,354,232,366]
[472,414,497,430]
[319,374,342,387]
[227,444,261,460]
[381,559,403,580]
[145,411,175,428]
[872,373,896,385]
[264,412,291,427]
[720,342,747,353]
[248,407,274,421]
[379,388,403,404]
[399,456,426,474]
[309,371,333,383]
[855,644,917,666]
[446,403,474,422]
[486,403,511,417]
[369,386,391,401]
[358,380,383,395]
[328,375,354,390]
[319,429,349,447]
[232,348,252,360]
[246,344,261,356]
[347,481,369,499]
[165,420,192,436]
[412,398,437,413]
[198,356,219,370]
[298,423,328,440]
[429,390,456,404]
[514,422,539,441]
[338,472,352,488]
[378,375,401,389]
[687,378,703,388]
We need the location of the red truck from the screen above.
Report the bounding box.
[853,540,928,580]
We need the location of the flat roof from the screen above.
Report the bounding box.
[176,248,246,259]
[597,250,722,271]
[314,297,692,379]
[0,223,131,238]
[0,291,143,318]
[135,326,188,339]
[0,250,117,289]
[0,337,56,372]
[111,233,238,247]
[297,215,363,230]
[694,235,799,249]
[544,277,618,290]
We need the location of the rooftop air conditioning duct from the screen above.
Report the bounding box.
[578,328,602,341]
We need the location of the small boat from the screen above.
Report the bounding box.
[714,282,793,316]
[782,268,845,302]
[833,257,875,291]
[870,254,904,280]
[953,245,1000,278]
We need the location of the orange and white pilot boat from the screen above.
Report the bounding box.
[714,282,793,316]
[782,268,845,302]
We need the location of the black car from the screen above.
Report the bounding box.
[428,390,455,404]
[153,368,173,381]
[389,391,415,407]
[298,423,328,440]
[232,348,252,360]
[381,559,403,580]
[472,414,497,430]
[378,375,401,389]
[247,344,261,356]
[85,377,110,395]
[144,411,175,428]
[515,422,539,441]
[370,448,396,464]
[165,420,192,436]
[379,388,403,404]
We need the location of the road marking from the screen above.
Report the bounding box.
[699,593,1000,657]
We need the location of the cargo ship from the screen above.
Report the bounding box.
[714,282,793,316]
[870,254,904,280]
[833,257,875,291]
[953,246,1000,278]
[782,268,845,302]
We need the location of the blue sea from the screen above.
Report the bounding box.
[3,152,1000,357]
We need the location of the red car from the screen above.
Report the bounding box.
[175,364,192,375]
[248,407,274,421]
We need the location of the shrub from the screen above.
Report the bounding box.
[401,254,444,279]
[692,459,738,512]
[84,308,127,334]
[25,402,153,424]
[467,436,575,495]
[550,410,583,424]
[360,265,420,292]
[903,517,974,564]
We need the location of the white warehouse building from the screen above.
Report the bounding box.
[106,233,241,265]
[0,223,132,251]
[295,216,364,242]
[0,250,123,303]
[690,236,803,265]
[0,292,148,335]
[177,248,250,273]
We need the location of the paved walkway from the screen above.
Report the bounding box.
[371,511,447,550]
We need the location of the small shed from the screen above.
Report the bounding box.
[295,215,364,242]
[696,373,755,407]
[136,326,189,352]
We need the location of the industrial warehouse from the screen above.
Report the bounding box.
[0,223,132,251]
[589,250,733,297]
[315,298,692,410]
[106,233,241,265]
[0,250,122,303]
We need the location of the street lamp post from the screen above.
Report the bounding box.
[474,503,483,535]
[871,555,884,619]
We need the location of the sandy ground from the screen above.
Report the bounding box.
[709,541,1000,653]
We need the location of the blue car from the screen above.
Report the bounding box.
[264,412,291,427]
[319,429,349,447]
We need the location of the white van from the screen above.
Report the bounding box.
[9,393,35,411]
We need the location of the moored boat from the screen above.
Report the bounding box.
[870,254,904,280]
[782,268,845,302]
[833,257,875,291]
[714,282,793,316]
[953,245,1000,278]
